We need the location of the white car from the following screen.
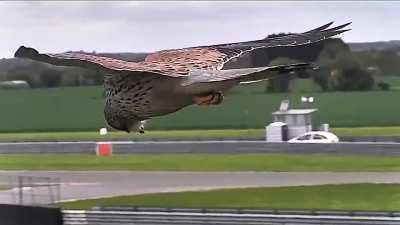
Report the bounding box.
[288,131,339,143]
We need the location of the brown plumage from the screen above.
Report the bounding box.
[14,22,350,133]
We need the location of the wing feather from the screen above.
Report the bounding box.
[182,63,315,86]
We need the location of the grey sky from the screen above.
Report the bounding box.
[0,1,398,58]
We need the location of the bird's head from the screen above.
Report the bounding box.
[105,114,145,133]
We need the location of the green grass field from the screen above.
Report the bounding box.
[60,183,400,211]
[382,76,400,90]
[1,86,400,132]
[2,154,400,171]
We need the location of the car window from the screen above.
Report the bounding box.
[298,134,312,140]
[313,134,327,140]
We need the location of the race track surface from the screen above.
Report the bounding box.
[0,171,399,204]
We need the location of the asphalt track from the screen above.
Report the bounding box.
[0,171,399,204]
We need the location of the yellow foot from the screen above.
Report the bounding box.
[193,92,224,106]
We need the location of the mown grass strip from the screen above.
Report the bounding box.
[60,183,400,211]
[1,127,400,142]
[0,129,264,142]
[332,127,400,136]
[2,154,400,171]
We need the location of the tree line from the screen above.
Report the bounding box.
[257,34,400,92]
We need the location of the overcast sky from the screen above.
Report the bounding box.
[0,1,398,58]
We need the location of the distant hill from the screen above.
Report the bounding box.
[348,40,400,52]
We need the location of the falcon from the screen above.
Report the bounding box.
[14,22,350,133]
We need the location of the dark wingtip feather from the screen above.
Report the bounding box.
[14,46,39,58]
[305,22,352,35]
[325,22,352,32]
[14,46,26,58]
[336,28,352,35]
[307,21,334,33]
[337,22,352,29]
[342,22,352,27]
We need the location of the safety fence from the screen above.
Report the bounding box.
[0,175,60,205]
[63,207,400,225]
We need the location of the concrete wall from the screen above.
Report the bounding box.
[0,204,62,225]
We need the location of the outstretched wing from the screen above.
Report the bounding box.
[146,22,351,70]
[14,22,350,78]
[14,46,187,77]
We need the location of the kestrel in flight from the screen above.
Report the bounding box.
[15,22,350,133]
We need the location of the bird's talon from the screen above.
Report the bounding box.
[194,92,224,106]
[138,123,145,134]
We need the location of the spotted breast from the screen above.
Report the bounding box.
[103,73,192,124]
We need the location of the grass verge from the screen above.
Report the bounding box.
[2,154,400,171]
[1,127,400,142]
[332,127,400,136]
[0,129,264,142]
[60,183,400,211]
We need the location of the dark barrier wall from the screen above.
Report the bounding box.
[1,141,400,156]
[0,204,62,225]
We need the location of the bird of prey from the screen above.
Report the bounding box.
[14,22,350,133]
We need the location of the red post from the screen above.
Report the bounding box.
[96,142,112,156]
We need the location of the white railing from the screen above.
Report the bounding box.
[63,208,400,225]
